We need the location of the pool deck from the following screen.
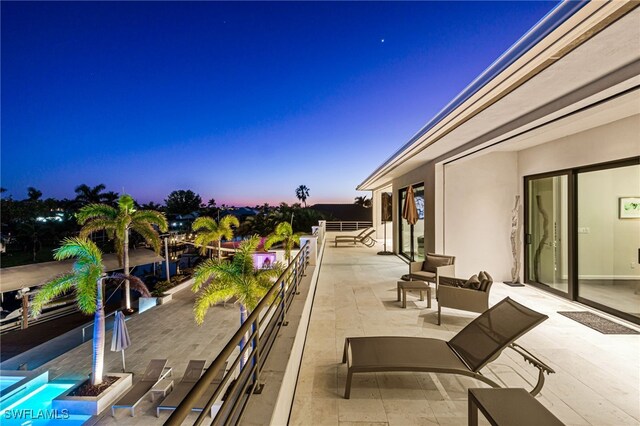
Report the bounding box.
[289,240,640,426]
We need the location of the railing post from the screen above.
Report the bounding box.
[252,317,263,394]
[299,237,317,266]
[279,275,288,326]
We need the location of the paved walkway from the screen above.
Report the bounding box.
[39,287,240,424]
[290,240,640,425]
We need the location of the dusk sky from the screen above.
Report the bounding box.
[2,1,557,206]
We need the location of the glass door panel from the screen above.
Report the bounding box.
[527,175,569,293]
[577,164,640,319]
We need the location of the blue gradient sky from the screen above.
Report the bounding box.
[2,1,557,206]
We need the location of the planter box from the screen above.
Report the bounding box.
[138,297,158,313]
[52,373,132,416]
[157,293,172,305]
[165,278,194,295]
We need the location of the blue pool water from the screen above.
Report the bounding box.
[0,377,23,392]
[0,383,90,425]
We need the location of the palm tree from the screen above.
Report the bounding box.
[74,183,109,206]
[354,196,372,208]
[192,235,283,366]
[295,185,310,207]
[77,194,168,310]
[31,238,149,386]
[192,215,239,260]
[263,222,302,265]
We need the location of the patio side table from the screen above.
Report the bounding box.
[468,388,564,426]
[396,280,431,308]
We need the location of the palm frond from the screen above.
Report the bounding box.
[192,259,235,292]
[192,216,217,232]
[118,194,135,212]
[194,282,236,324]
[132,210,168,232]
[220,215,240,227]
[274,221,293,236]
[31,274,76,316]
[109,273,151,297]
[263,233,284,250]
[194,231,219,255]
[131,222,162,253]
[78,219,117,239]
[76,204,117,224]
[54,237,103,264]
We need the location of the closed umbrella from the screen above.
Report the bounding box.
[402,185,419,267]
[111,310,131,372]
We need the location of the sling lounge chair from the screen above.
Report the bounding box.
[342,297,554,399]
[192,362,227,418]
[156,360,207,417]
[111,359,169,416]
[335,228,376,247]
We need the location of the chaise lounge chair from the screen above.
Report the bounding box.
[111,359,169,416]
[192,362,227,418]
[335,228,376,247]
[342,297,554,399]
[156,360,207,417]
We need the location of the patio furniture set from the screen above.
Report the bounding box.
[335,231,563,424]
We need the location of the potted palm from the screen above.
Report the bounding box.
[263,222,302,265]
[31,237,150,415]
[192,235,283,367]
[192,214,239,260]
[76,194,167,312]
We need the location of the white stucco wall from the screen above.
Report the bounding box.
[443,151,519,281]
[517,115,640,177]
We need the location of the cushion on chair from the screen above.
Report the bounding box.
[463,274,481,289]
[478,271,493,291]
[422,254,452,273]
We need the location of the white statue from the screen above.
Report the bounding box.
[509,195,521,284]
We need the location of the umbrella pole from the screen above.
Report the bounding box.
[121,350,126,373]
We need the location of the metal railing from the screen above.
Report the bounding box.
[165,241,311,425]
[325,221,373,232]
[81,310,118,342]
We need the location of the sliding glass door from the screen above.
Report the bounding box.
[577,163,640,320]
[526,174,569,294]
[525,158,640,324]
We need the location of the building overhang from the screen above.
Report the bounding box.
[358,1,639,191]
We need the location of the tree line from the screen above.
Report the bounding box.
[1,183,328,267]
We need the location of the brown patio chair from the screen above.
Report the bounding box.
[436,272,494,325]
[408,253,455,289]
[156,360,207,417]
[342,297,554,399]
[334,228,376,247]
[111,358,169,416]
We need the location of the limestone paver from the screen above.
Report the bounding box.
[290,237,640,426]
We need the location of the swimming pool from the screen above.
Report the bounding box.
[0,383,90,425]
[0,377,23,392]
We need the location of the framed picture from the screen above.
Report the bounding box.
[619,197,640,219]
